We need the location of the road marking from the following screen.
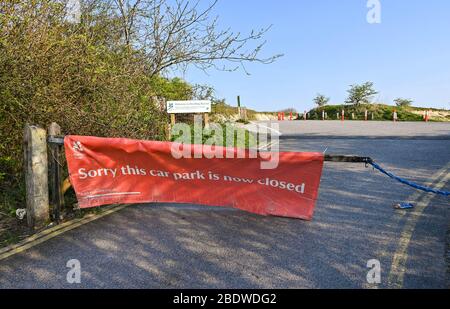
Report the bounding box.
[257,140,279,151]
[387,162,450,288]
[0,204,130,261]
[244,122,281,151]
[253,123,282,136]
[246,122,282,136]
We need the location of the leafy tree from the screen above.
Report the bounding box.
[149,77,193,100]
[314,94,330,107]
[394,98,413,107]
[345,82,378,106]
[0,0,281,217]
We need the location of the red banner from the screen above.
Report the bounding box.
[64,136,324,220]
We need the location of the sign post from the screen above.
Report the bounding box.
[167,100,212,137]
[237,96,241,119]
[204,113,210,128]
[167,100,211,114]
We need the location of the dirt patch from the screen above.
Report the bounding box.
[253,113,278,121]
[0,213,30,248]
[411,110,450,122]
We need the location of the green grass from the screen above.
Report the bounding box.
[171,123,258,149]
[212,102,259,121]
[236,119,250,124]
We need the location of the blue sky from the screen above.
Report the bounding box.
[176,0,450,112]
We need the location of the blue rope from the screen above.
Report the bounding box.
[368,161,450,197]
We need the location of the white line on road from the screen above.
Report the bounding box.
[387,162,450,288]
[250,122,282,136]
[257,140,279,151]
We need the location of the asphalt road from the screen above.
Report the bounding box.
[1,121,449,288]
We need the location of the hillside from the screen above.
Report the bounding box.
[307,104,450,121]
[211,102,277,122]
[210,102,449,122]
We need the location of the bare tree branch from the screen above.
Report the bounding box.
[105,0,282,76]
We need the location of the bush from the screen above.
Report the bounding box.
[0,1,193,216]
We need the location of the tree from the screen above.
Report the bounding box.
[0,0,282,225]
[279,108,297,114]
[149,77,193,100]
[345,82,378,106]
[108,0,283,76]
[313,94,330,107]
[394,98,413,107]
[191,84,216,100]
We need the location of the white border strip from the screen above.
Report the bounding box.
[84,192,141,199]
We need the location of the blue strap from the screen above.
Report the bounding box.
[368,161,450,197]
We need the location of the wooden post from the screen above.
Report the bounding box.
[204,113,209,128]
[168,114,176,140]
[23,124,49,230]
[48,122,64,223]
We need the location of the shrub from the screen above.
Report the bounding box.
[0,1,188,215]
